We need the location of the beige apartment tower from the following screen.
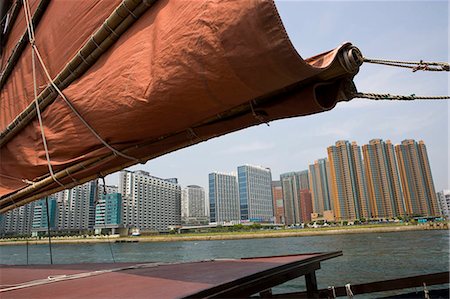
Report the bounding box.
[395,140,439,216]
[327,141,370,221]
[362,139,405,218]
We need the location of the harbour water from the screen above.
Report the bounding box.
[1,230,448,296]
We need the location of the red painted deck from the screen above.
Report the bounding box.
[0,252,341,298]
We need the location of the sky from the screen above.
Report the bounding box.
[106,0,449,193]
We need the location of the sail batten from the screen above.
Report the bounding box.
[1,0,362,212]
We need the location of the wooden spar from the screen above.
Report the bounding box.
[0,0,23,53]
[0,0,49,85]
[0,45,363,213]
[0,0,158,147]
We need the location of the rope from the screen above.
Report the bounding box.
[250,101,269,126]
[353,92,450,101]
[23,0,65,188]
[363,57,449,72]
[100,177,116,263]
[33,46,140,163]
[21,0,140,165]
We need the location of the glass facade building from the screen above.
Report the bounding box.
[95,193,122,229]
[32,197,57,233]
[209,172,240,223]
[237,165,273,223]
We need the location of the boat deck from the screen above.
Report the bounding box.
[0,252,341,298]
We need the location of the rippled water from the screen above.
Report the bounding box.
[1,230,448,297]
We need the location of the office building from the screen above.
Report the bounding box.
[328,140,370,221]
[98,184,119,197]
[237,165,274,223]
[280,170,311,225]
[272,181,285,224]
[181,185,208,225]
[120,170,181,232]
[362,139,405,218]
[437,190,450,218]
[395,140,439,216]
[308,158,333,214]
[209,172,240,223]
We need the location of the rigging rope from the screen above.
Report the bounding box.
[353,92,449,101]
[363,57,449,72]
[23,0,65,188]
[95,178,116,263]
[20,0,140,190]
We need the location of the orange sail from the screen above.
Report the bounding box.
[0,0,362,212]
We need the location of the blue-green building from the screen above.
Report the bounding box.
[31,197,57,234]
[95,193,122,233]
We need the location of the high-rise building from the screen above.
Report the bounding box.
[328,140,370,221]
[31,197,57,234]
[185,185,207,217]
[272,181,285,224]
[362,139,405,218]
[55,180,97,232]
[181,185,208,225]
[98,184,119,197]
[308,158,333,214]
[94,193,122,234]
[299,189,313,222]
[237,165,274,223]
[120,170,181,232]
[395,140,439,216]
[0,201,36,236]
[209,172,240,223]
[280,170,310,225]
[437,190,450,218]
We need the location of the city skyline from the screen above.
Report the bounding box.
[104,1,448,194]
[107,138,444,194]
[1,138,443,235]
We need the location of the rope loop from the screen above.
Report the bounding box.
[104,20,120,39]
[122,1,138,19]
[90,36,104,51]
[250,101,270,126]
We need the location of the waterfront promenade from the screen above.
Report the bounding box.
[0,223,447,246]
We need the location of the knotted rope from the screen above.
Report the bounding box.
[363,57,449,72]
[353,92,450,101]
